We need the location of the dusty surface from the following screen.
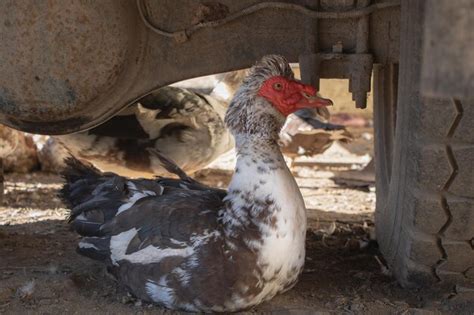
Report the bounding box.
[0,129,473,314]
[1,173,473,314]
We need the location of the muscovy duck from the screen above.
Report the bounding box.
[52,68,343,177]
[60,55,333,312]
[53,72,241,178]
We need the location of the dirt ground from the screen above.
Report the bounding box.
[1,128,474,314]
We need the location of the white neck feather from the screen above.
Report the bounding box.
[223,133,307,242]
[222,133,307,302]
[210,82,234,103]
[228,134,306,230]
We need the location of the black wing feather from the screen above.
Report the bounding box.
[60,155,227,262]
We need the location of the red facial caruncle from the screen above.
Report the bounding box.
[257,76,333,116]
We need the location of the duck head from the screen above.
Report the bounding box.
[225,55,332,140]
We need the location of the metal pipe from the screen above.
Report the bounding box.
[137,0,400,42]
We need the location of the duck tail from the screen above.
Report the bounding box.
[77,236,112,262]
[148,148,227,198]
[147,148,193,182]
[59,157,126,236]
[59,156,102,208]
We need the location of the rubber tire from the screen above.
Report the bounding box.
[374,0,474,288]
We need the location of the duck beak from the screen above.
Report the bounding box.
[295,91,334,109]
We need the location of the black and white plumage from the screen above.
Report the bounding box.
[54,74,240,178]
[60,55,332,312]
[53,69,343,178]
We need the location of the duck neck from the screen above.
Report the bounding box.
[223,133,307,242]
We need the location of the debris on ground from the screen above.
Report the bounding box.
[0,126,39,173]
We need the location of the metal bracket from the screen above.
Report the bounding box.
[299,0,376,109]
[300,53,373,109]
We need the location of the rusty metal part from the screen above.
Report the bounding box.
[355,0,370,55]
[0,0,147,134]
[299,0,376,109]
[300,53,373,108]
[421,0,474,99]
[0,0,399,134]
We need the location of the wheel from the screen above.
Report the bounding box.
[373,63,397,210]
[374,0,474,288]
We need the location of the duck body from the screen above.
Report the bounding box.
[55,86,233,178]
[62,137,305,311]
[61,55,332,312]
[53,70,340,178]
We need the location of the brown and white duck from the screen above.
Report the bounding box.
[53,72,242,178]
[60,55,333,312]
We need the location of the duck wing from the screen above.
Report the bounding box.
[135,86,219,140]
[139,86,211,117]
[87,86,217,141]
[59,157,225,265]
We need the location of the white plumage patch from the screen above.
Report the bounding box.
[146,277,199,311]
[223,135,307,306]
[172,267,191,286]
[145,276,175,308]
[116,182,159,215]
[78,241,99,250]
[110,228,194,265]
[109,228,220,266]
[135,104,165,139]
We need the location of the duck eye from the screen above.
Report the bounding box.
[273,82,283,91]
